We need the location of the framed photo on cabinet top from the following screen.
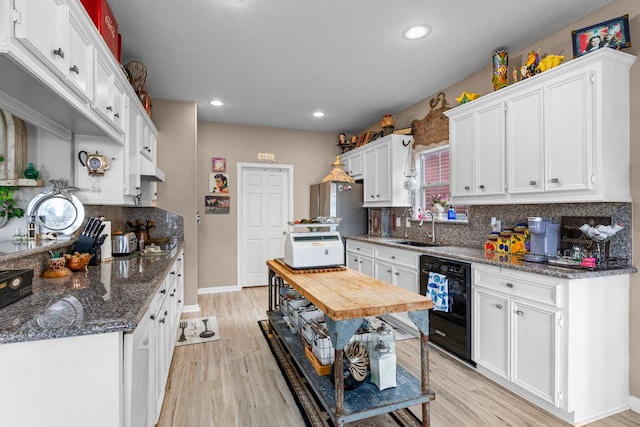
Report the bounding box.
[571,14,631,58]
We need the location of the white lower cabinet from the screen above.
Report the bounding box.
[125,250,185,427]
[345,240,374,276]
[472,263,629,425]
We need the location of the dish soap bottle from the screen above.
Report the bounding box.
[23,163,39,179]
[447,205,457,220]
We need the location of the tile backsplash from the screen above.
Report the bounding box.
[388,202,631,259]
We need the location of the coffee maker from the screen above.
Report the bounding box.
[524,217,560,262]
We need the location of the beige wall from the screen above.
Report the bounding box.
[152,99,199,306]
[196,122,337,287]
[369,0,640,400]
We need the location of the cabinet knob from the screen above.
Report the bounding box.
[170,271,176,275]
[150,314,156,320]
[159,317,166,324]
[114,112,120,118]
[69,65,80,74]
[495,304,503,309]
[178,274,182,277]
[391,255,395,259]
[551,178,559,183]
[529,180,536,186]
[106,105,113,111]
[53,48,64,58]
[170,292,175,297]
[394,271,399,276]
[506,282,514,288]
[516,310,524,316]
[160,288,166,294]
[464,186,470,190]
[479,185,485,190]
[387,269,392,273]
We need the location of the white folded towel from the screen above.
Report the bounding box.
[427,272,450,312]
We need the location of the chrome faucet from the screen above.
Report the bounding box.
[419,210,436,243]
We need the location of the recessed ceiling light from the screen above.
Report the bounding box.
[403,25,430,40]
[210,100,224,106]
[313,111,325,118]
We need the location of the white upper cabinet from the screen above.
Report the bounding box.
[67,9,94,102]
[340,149,363,180]
[446,49,636,205]
[361,134,412,207]
[0,0,161,205]
[14,0,68,78]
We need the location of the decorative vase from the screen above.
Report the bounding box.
[23,163,39,179]
[330,341,370,391]
[492,50,508,91]
[433,203,446,220]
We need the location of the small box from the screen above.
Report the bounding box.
[80,0,119,60]
[305,346,331,376]
[0,270,33,309]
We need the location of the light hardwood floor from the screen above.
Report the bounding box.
[158,287,640,427]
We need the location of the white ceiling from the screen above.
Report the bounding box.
[108,0,613,134]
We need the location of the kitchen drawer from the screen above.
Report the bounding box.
[473,264,561,307]
[345,240,375,257]
[375,246,419,269]
[149,277,169,315]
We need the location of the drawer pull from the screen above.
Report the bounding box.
[529,180,536,185]
[434,329,446,337]
[394,271,399,276]
[464,185,470,190]
[516,310,524,316]
[160,288,166,294]
[495,304,503,309]
[391,255,396,259]
[69,64,80,74]
[53,48,64,58]
[479,185,485,190]
[106,105,113,112]
[506,282,514,288]
[551,178,559,183]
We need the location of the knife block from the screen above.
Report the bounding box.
[72,235,96,254]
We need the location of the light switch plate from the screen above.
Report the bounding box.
[396,217,401,227]
[405,217,411,228]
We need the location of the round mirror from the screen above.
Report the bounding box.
[27,193,85,234]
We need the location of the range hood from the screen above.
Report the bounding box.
[140,156,166,182]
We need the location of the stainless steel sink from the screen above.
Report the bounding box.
[391,240,437,247]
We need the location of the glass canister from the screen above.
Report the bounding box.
[370,323,397,390]
[484,232,499,251]
[497,228,513,253]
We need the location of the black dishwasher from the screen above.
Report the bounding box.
[419,254,474,365]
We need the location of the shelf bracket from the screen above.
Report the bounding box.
[408,309,430,336]
[324,317,362,350]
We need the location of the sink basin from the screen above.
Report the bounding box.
[391,240,437,247]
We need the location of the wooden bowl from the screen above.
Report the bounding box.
[65,253,93,271]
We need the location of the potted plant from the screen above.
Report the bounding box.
[0,186,25,227]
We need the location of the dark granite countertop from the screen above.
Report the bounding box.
[0,242,184,344]
[346,236,637,279]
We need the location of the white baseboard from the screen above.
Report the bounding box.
[630,395,640,413]
[198,285,241,294]
[181,304,200,313]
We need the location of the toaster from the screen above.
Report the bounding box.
[112,232,138,256]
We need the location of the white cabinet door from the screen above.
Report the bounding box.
[473,288,509,379]
[449,112,474,197]
[363,144,391,205]
[67,10,94,102]
[474,102,505,197]
[113,80,128,133]
[544,70,593,193]
[359,255,374,276]
[507,88,544,194]
[94,55,115,122]
[512,300,560,406]
[14,0,67,77]
[394,265,419,293]
[342,150,363,179]
[374,259,394,284]
[125,105,141,197]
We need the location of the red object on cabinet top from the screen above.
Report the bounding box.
[80,0,120,62]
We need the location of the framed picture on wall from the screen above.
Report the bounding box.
[571,14,631,58]
[209,173,229,193]
[205,195,230,214]
[212,157,226,172]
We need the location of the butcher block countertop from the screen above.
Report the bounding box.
[267,259,433,321]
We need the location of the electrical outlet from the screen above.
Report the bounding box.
[396,217,402,227]
[405,217,411,228]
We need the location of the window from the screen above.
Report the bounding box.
[418,146,467,218]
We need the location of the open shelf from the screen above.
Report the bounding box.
[267,311,433,425]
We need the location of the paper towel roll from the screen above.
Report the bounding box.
[101,221,113,262]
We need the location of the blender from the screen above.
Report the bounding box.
[524,217,560,262]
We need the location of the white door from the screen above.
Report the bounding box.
[238,163,293,287]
